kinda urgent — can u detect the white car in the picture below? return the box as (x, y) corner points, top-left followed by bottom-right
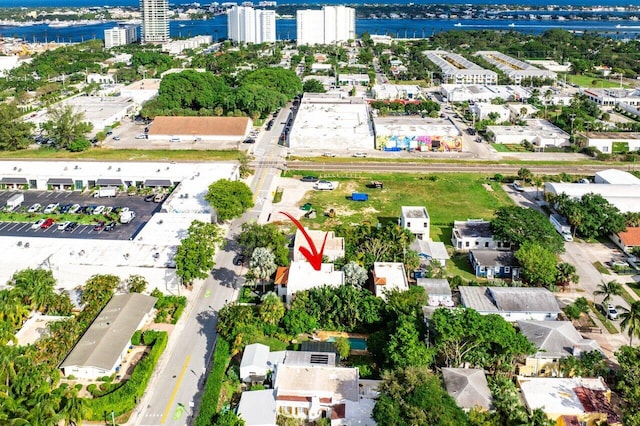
(512, 181), (525, 192)
(31, 219), (45, 229)
(323, 152), (336, 157)
(27, 203), (42, 213)
(93, 205), (106, 215)
(43, 203), (59, 214)
(58, 221), (71, 231)
(352, 152), (367, 158)
(607, 304), (618, 320)
(69, 204), (81, 214)
(135, 134), (147, 139)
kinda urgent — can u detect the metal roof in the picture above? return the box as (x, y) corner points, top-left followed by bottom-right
(1, 177), (27, 184)
(517, 320), (601, 359)
(96, 178), (124, 186)
(60, 293), (157, 371)
(144, 179), (172, 187)
(47, 178), (73, 185)
(470, 250), (518, 267)
(459, 286), (561, 314)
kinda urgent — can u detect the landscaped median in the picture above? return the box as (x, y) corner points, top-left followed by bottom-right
(0, 210), (115, 225)
(84, 330), (168, 423)
(195, 338), (231, 426)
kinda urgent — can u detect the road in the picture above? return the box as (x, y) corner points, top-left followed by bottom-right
(131, 107), (289, 426)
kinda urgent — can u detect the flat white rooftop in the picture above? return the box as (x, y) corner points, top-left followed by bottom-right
(374, 117), (460, 137)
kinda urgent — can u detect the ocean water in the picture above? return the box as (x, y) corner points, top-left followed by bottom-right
(0, 0), (639, 7)
(3, 15), (640, 43)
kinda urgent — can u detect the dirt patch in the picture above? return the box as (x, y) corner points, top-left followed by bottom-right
(343, 182), (359, 193)
(483, 184), (494, 192)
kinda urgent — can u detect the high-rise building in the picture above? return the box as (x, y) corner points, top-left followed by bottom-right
(104, 24), (138, 49)
(227, 6), (276, 44)
(296, 6), (355, 45)
(140, 0), (169, 43)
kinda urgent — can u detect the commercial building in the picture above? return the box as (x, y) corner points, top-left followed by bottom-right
(296, 6), (355, 46)
(147, 116), (252, 144)
(469, 103), (511, 122)
(475, 51), (557, 83)
(424, 51), (497, 85)
(288, 93), (374, 151)
(486, 120), (570, 148)
(582, 88), (640, 107)
(371, 84), (423, 101)
(227, 6), (276, 44)
(104, 24), (138, 49)
(161, 35), (212, 54)
(373, 117), (462, 152)
(586, 132), (640, 154)
(140, 0), (169, 43)
(119, 78), (161, 112)
(441, 84), (531, 103)
(60, 293), (157, 379)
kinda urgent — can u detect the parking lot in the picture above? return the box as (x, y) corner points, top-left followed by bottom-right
(0, 190), (164, 240)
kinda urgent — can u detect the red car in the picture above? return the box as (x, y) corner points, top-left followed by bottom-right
(41, 218), (55, 229)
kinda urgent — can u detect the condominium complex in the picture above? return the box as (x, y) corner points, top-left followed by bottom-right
(227, 6), (276, 44)
(104, 24), (138, 49)
(140, 0), (169, 43)
(475, 51), (557, 84)
(297, 6), (355, 45)
(424, 50), (498, 85)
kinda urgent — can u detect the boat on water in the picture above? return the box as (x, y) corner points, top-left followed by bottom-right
(48, 21), (72, 28)
(454, 22), (462, 27)
(508, 23), (515, 27)
(179, 23), (186, 27)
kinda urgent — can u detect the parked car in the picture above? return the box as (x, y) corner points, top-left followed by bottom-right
(153, 193), (165, 203)
(31, 219), (45, 229)
(93, 221), (106, 231)
(93, 205), (106, 215)
(301, 176), (319, 183)
(135, 134), (147, 139)
(607, 304), (619, 320)
(144, 194), (156, 202)
(27, 203), (42, 213)
(352, 152), (367, 158)
(512, 181), (525, 192)
(323, 152), (336, 157)
(243, 138), (256, 144)
(58, 221), (71, 231)
(104, 206), (113, 215)
(104, 221), (117, 231)
(233, 253), (246, 266)
(69, 204), (81, 214)
(43, 203), (59, 214)
(65, 222), (78, 232)
(59, 204), (72, 214)
(41, 218), (55, 229)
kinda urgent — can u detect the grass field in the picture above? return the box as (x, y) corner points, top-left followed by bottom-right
(0, 147), (242, 162)
(490, 143), (529, 153)
(563, 74), (630, 89)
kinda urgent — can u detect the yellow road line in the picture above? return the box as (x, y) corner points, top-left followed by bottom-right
(161, 354), (191, 424)
(253, 150), (274, 202)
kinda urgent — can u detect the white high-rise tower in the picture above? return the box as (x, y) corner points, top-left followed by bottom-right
(296, 6), (355, 45)
(140, 0), (169, 43)
(227, 6), (276, 44)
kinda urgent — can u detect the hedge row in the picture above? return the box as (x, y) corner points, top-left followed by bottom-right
(195, 337), (231, 426)
(84, 331), (168, 421)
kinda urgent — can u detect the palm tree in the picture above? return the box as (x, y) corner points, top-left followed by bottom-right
(259, 292), (285, 325)
(532, 175), (544, 199)
(617, 301), (640, 345)
(555, 263), (579, 291)
(593, 280), (623, 305)
(0, 290), (29, 327)
(249, 247), (277, 293)
(10, 268), (57, 313)
(59, 389), (87, 426)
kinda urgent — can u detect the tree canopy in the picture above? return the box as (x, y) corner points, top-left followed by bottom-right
(237, 222), (289, 266)
(206, 179), (254, 222)
(515, 242), (559, 288)
(491, 206), (564, 253)
(0, 104), (34, 151)
(42, 104), (93, 151)
(175, 220), (222, 285)
(554, 193), (626, 239)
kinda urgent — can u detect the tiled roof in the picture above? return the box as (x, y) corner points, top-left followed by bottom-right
(618, 227), (640, 247)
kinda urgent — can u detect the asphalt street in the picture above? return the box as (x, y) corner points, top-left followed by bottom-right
(132, 106), (289, 426)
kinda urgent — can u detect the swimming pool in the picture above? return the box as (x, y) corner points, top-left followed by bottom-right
(325, 337), (368, 351)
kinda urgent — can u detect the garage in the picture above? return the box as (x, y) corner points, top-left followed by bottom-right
(47, 178), (74, 191)
(1, 177), (28, 190)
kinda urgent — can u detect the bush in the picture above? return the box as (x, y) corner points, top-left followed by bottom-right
(195, 338), (231, 426)
(493, 173), (504, 182)
(564, 297), (589, 320)
(84, 332), (168, 420)
(142, 330), (159, 346)
(131, 330), (142, 345)
(67, 138), (91, 152)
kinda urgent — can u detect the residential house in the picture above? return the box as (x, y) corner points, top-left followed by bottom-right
(611, 227), (640, 253)
(237, 389), (278, 426)
(59, 293), (157, 379)
(239, 343), (286, 383)
(458, 286), (561, 321)
(411, 238), (450, 268)
(451, 219), (511, 252)
(518, 377), (622, 426)
(442, 368), (493, 411)
(517, 321), (602, 377)
(400, 206), (430, 240)
(372, 262), (408, 300)
(416, 278), (453, 307)
(275, 261), (344, 304)
(293, 228), (345, 262)
(469, 249), (519, 279)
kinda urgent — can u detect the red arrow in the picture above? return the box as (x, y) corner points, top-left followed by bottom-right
(280, 211), (328, 271)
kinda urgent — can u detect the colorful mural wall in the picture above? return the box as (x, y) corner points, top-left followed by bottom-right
(376, 134), (463, 152)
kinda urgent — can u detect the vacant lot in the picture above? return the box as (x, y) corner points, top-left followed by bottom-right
(287, 172), (514, 246)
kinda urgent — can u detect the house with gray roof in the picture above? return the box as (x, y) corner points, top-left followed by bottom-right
(451, 219), (511, 252)
(517, 320), (602, 377)
(59, 293), (157, 379)
(459, 286), (561, 322)
(442, 368), (493, 411)
(417, 278), (453, 307)
(469, 249), (520, 280)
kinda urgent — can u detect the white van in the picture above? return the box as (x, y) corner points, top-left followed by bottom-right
(170, 137), (180, 143)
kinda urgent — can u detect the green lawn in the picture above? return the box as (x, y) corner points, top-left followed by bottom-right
(291, 172), (514, 245)
(490, 143), (529, 153)
(564, 73), (630, 89)
(0, 147), (241, 161)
